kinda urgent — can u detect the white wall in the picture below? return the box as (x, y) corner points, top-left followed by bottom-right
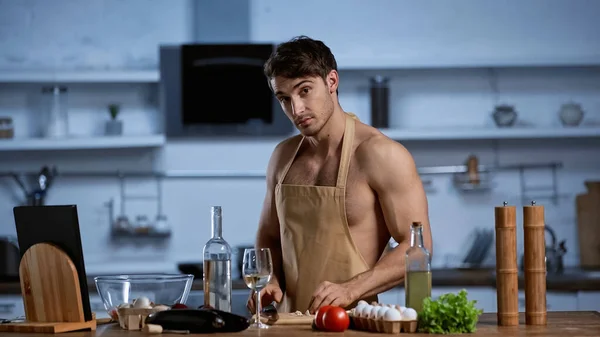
(0, 0), (599, 276)
(251, 0), (600, 67)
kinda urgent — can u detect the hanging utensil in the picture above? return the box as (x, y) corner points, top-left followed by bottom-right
(10, 166), (56, 206)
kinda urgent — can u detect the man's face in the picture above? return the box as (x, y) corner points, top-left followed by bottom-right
(270, 71), (337, 137)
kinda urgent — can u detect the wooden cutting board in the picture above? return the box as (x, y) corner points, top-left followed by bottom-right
(258, 313), (315, 325)
(13, 205), (93, 321)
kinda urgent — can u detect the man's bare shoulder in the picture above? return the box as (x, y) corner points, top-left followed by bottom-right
(355, 130), (412, 166)
(354, 128), (419, 187)
(266, 135), (302, 181)
(271, 135), (302, 165)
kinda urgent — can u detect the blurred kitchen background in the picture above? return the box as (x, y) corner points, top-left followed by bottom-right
(0, 0), (599, 316)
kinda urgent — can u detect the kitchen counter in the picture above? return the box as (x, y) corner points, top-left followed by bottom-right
(1, 311), (599, 336)
(1, 268), (599, 295)
(432, 267), (600, 292)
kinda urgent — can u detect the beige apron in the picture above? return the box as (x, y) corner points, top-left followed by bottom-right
(274, 113), (378, 313)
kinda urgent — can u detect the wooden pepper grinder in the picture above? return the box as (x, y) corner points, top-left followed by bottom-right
(523, 200), (547, 325)
(494, 202), (519, 326)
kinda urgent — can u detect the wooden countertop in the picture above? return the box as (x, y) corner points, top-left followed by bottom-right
(1, 311), (599, 336)
(1, 268), (599, 295)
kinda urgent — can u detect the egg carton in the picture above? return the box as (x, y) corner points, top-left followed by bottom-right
(349, 301), (419, 334)
(117, 306), (170, 330)
(350, 314), (418, 334)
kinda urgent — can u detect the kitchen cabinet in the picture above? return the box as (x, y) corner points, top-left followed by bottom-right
(377, 289), (401, 305)
(430, 287), (497, 314)
(0, 295), (23, 319)
(517, 291), (578, 312)
(380, 287), (499, 313)
(186, 289), (251, 317)
(576, 291), (600, 311)
(0, 294), (121, 320)
(89, 295), (110, 319)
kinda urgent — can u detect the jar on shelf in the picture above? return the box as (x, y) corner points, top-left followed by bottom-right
(369, 75), (390, 128)
(41, 86), (69, 138)
(0, 117), (14, 139)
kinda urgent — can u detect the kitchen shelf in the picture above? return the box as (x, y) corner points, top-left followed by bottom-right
(0, 162), (562, 179)
(0, 70), (159, 83)
(0, 135), (166, 151)
(379, 127), (600, 141)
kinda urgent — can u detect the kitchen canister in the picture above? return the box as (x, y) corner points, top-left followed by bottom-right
(369, 75), (389, 128)
(41, 85), (69, 138)
(0, 117), (14, 139)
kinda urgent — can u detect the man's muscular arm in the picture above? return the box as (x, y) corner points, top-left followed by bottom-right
(248, 140), (294, 313)
(255, 141), (288, 289)
(347, 136), (433, 298)
(308, 135), (432, 311)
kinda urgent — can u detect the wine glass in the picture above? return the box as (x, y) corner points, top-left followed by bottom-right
(242, 248), (273, 329)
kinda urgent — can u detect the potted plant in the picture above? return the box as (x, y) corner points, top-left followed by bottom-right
(105, 103), (123, 136)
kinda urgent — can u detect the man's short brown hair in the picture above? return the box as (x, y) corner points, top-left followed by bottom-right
(264, 35), (338, 83)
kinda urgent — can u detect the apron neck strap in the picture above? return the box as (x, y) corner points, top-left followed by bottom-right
(278, 136), (304, 185)
(277, 113), (356, 187)
(336, 114), (355, 189)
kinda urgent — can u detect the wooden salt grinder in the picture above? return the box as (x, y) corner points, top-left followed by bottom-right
(494, 202), (519, 326)
(523, 201), (547, 325)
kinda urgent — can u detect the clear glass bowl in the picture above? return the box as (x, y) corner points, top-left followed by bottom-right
(94, 274), (194, 319)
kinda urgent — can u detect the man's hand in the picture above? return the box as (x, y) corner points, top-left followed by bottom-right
(307, 281), (356, 314)
(246, 283), (284, 314)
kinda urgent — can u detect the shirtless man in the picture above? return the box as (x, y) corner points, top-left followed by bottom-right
(247, 36), (433, 315)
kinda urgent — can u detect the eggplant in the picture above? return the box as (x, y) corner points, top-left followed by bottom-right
(145, 308), (250, 333)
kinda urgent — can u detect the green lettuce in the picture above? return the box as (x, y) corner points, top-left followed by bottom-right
(417, 289), (483, 334)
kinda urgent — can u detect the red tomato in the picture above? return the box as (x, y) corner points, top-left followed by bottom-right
(315, 305), (333, 330)
(322, 306), (350, 332)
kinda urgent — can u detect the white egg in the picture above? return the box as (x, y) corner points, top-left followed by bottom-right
(383, 308), (402, 321)
(352, 305), (362, 317)
(357, 300), (368, 307)
(360, 305), (372, 317)
(376, 307), (389, 320)
(355, 303), (366, 313)
(402, 308), (418, 321)
(399, 306), (408, 314)
(133, 296), (151, 308)
(369, 306), (381, 319)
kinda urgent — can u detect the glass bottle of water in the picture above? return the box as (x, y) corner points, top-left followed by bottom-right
(202, 206), (232, 312)
(41, 86), (69, 138)
(405, 222), (431, 313)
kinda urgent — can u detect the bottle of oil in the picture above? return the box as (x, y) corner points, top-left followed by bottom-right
(405, 222), (431, 313)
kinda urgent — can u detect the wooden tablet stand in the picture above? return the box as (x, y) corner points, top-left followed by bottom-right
(0, 243), (97, 333)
